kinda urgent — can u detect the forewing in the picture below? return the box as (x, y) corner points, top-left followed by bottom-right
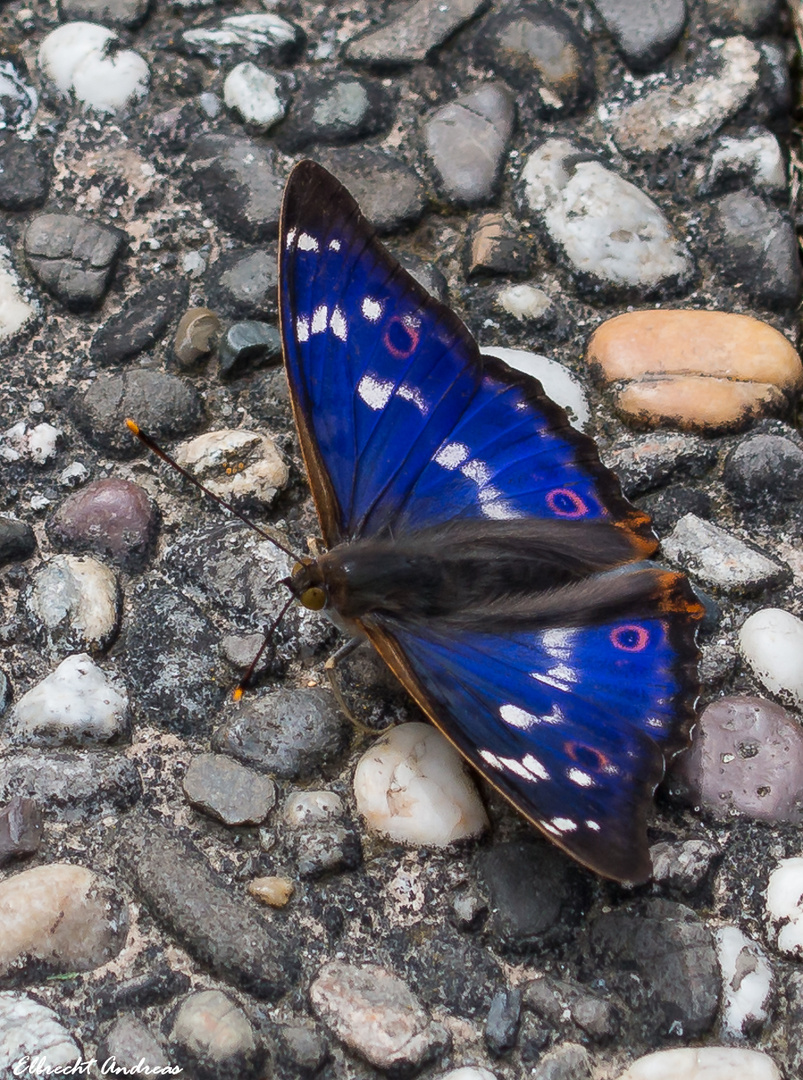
(362, 567), (702, 884)
(279, 161), (653, 552)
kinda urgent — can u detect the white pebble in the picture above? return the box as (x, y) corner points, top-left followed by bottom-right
(26, 422), (61, 465)
(482, 345), (591, 430)
(495, 283), (551, 322)
(38, 21), (149, 113)
(0, 993), (81, 1073)
(27, 555), (120, 655)
(739, 608), (803, 709)
(766, 857), (803, 957)
(715, 926), (773, 1038)
(616, 1047), (781, 1080)
(174, 429), (289, 505)
(58, 461), (89, 488)
(283, 790), (344, 827)
(6, 654), (129, 747)
(437, 1070), (498, 1080)
(0, 245), (37, 341)
(353, 722), (488, 847)
(224, 62), (285, 130)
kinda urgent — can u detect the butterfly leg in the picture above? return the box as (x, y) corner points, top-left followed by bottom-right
(324, 638), (379, 736)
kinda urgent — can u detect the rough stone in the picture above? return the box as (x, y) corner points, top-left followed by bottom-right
(182, 753), (276, 826)
(0, 751), (142, 819)
(89, 278), (189, 365)
(344, 0), (487, 66)
(24, 213), (126, 310)
(662, 514), (789, 594)
(591, 0), (686, 70)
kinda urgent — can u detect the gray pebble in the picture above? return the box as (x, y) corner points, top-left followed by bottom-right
(206, 246), (278, 321)
(170, 989), (262, 1080)
(97, 1016), (170, 1073)
(723, 432), (803, 511)
(183, 753), (276, 826)
(0, 517), (35, 568)
(485, 986), (521, 1056)
(276, 75), (394, 151)
(177, 12), (304, 66)
(662, 513), (790, 593)
(531, 1042), (591, 1080)
(344, 0), (487, 66)
(591, 0), (686, 70)
(218, 320), (282, 379)
(58, 0), (151, 28)
(283, 790), (361, 879)
(649, 838), (720, 892)
(700, 129), (786, 196)
(0, 797), (43, 867)
(602, 432), (716, 498)
(273, 1021), (330, 1079)
(0, 136), (50, 211)
(24, 214), (126, 311)
(314, 146), (427, 233)
(89, 277), (190, 365)
(522, 974), (619, 1041)
(0, 750), (142, 819)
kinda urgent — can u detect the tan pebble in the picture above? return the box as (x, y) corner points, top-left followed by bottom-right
(616, 377), (788, 431)
(174, 307), (221, 366)
(248, 875), (294, 907)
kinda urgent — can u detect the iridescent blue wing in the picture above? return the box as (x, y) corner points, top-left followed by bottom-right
(279, 161), (654, 552)
(363, 566), (702, 884)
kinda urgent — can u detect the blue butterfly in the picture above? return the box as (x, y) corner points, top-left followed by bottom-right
(279, 160), (702, 884)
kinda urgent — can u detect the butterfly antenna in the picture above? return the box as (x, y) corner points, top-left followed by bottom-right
(232, 593), (296, 701)
(125, 419), (301, 561)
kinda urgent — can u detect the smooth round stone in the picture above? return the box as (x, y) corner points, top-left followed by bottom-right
(0, 248), (37, 340)
(482, 346), (591, 429)
(661, 515), (787, 594)
(173, 306), (221, 366)
(0, 863), (128, 979)
(27, 554), (120, 656)
(344, 0), (486, 65)
(495, 284), (553, 323)
(615, 1047), (781, 1080)
(522, 139), (690, 291)
(711, 191), (801, 309)
(5, 653), (129, 748)
(218, 321), (282, 378)
(248, 875), (294, 908)
(767, 858), (803, 956)
(314, 147), (426, 233)
(0, 516), (35, 567)
(276, 75), (392, 151)
(283, 790), (344, 827)
(179, 13), (304, 65)
(309, 961), (449, 1073)
(702, 130), (786, 196)
(739, 609), (803, 709)
(48, 478), (158, 571)
(173, 429), (288, 505)
(38, 22), (149, 113)
(207, 247), (278, 320)
(586, 310), (803, 433)
(438, 1070), (498, 1080)
(723, 434), (803, 510)
(58, 0), (150, 28)
(590, 0), (686, 71)
(224, 62), (285, 131)
(530, 1044), (590, 1079)
(715, 926), (773, 1038)
(425, 82), (514, 206)
(609, 37), (761, 156)
(0, 994), (81, 1073)
(353, 722), (488, 847)
(97, 1016), (171, 1075)
(25, 213), (125, 311)
(183, 753), (276, 826)
(171, 990), (260, 1076)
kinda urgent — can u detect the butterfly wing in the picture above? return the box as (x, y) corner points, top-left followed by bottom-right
(279, 161), (654, 552)
(361, 565), (702, 884)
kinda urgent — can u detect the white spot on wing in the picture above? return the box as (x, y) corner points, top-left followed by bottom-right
(298, 231), (319, 252)
(328, 238), (341, 251)
(311, 304), (328, 335)
(531, 671), (572, 693)
(568, 767), (593, 788)
(357, 373), (394, 411)
(522, 753), (549, 780)
(479, 749), (504, 771)
(362, 297), (383, 322)
(547, 663), (578, 686)
(330, 305), (347, 342)
(434, 442), (469, 470)
(500, 704), (538, 730)
(285, 227), (297, 249)
(586, 820), (601, 831)
(296, 314), (310, 343)
(398, 383), (428, 415)
(549, 817), (578, 833)
(461, 459), (493, 485)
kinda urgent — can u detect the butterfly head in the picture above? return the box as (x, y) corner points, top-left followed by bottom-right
(287, 558), (328, 611)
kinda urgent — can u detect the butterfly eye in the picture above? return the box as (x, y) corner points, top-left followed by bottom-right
(300, 586), (327, 611)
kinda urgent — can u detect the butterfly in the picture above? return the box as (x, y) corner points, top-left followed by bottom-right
(278, 160), (702, 885)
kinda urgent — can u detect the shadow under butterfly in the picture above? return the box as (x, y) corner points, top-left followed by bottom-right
(278, 160), (703, 886)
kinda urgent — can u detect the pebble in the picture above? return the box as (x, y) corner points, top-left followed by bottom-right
(590, 0), (686, 70)
(4, 653), (129, 748)
(224, 62), (286, 132)
(283, 790), (344, 828)
(495, 284), (554, 324)
(476, 4), (592, 113)
(670, 695), (803, 822)
(715, 925), (773, 1038)
(48, 478), (158, 572)
(170, 990), (261, 1079)
(602, 433), (716, 498)
(649, 838), (720, 892)
(58, 0), (151, 29)
(218, 321), (282, 378)
(701, 129), (786, 196)
(663, 514), (787, 593)
(309, 961), (450, 1072)
(344, 0), (486, 65)
(437, 1070), (497, 1080)
(0, 993), (81, 1074)
(425, 82), (514, 206)
(0, 136), (50, 211)
(0, 863), (128, 980)
(484, 986), (521, 1056)
(313, 147), (427, 233)
(353, 722), (488, 847)
(24, 212), (125, 310)
(588, 309), (803, 431)
(482, 346), (591, 429)
(738, 608), (803, 709)
(468, 213), (529, 277)
(183, 753), (276, 826)
(587, 899), (720, 1038)
(207, 247), (278, 321)
(26, 554), (120, 656)
(273, 1022), (330, 1077)
(178, 13), (304, 66)
(0, 60), (38, 131)
(0, 750), (142, 819)
(173, 306), (221, 366)
(276, 74), (393, 151)
(711, 191), (801, 309)
(89, 277), (189, 365)
(723, 434), (803, 513)
(615, 1047), (781, 1080)
(0, 517), (36, 567)
(0, 246), (38, 340)
(116, 813), (301, 999)
(0, 797), (43, 867)
(248, 875), (294, 908)
(706, 0), (781, 35)
(521, 139), (690, 292)
(404, 931), (502, 1020)
(522, 974), (619, 1041)
(282, 790), (361, 879)
(73, 370), (205, 457)
(1, 420), (61, 466)
(184, 135), (284, 242)
(609, 36), (762, 155)
(173, 429), (288, 505)
(38, 22), (149, 113)
(531, 1043), (591, 1080)
(124, 586), (228, 734)
(0, 671), (9, 716)
(96, 1016), (170, 1074)
(216, 687), (347, 780)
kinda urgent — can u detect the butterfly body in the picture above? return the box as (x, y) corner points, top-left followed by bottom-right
(279, 160), (703, 884)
